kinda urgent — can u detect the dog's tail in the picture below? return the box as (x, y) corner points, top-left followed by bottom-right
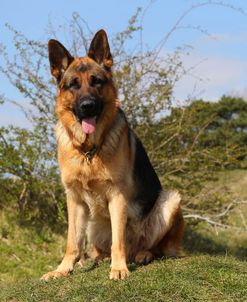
(160, 190), (181, 230)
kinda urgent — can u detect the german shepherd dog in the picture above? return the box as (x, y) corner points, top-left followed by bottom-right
(41, 30), (184, 281)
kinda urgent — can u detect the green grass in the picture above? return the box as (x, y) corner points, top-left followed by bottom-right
(1, 170), (247, 301)
(0, 256), (246, 302)
(0, 211), (65, 283)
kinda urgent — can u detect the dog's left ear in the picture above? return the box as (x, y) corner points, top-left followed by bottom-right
(88, 29), (113, 69)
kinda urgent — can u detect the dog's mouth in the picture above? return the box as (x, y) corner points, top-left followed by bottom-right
(81, 117), (97, 134)
(73, 97), (103, 134)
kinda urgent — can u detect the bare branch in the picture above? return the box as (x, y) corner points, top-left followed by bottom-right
(184, 214), (245, 231)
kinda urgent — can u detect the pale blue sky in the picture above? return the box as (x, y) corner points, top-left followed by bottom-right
(1, 0), (247, 126)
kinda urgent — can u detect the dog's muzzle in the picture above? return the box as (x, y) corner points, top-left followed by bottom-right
(73, 97), (103, 122)
(80, 99), (96, 116)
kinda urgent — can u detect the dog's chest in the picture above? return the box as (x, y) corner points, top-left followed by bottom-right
(64, 158), (114, 218)
(81, 184), (110, 218)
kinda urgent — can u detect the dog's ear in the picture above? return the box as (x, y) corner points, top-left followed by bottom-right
(88, 29), (113, 69)
(48, 39), (74, 83)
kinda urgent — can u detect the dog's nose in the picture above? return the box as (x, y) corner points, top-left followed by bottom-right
(80, 99), (96, 114)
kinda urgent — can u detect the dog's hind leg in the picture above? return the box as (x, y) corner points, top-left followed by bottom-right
(90, 245), (110, 262)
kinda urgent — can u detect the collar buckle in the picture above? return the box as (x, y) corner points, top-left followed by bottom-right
(84, 145), (97, 164)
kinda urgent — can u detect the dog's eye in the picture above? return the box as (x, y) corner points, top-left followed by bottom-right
(91, 75), (104, 87)
(69, 78), (80, 90)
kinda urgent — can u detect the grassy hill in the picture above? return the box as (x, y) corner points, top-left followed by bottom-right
(1, 256), (246, 302)
(1, 170), (247, 302)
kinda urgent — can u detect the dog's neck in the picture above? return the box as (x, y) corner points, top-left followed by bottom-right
(80, 144), (98, 164)
(56, 106), (127, 164)
(80, 108), (127, 163)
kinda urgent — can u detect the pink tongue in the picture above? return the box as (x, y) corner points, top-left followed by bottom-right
(81, 117), (96, 134)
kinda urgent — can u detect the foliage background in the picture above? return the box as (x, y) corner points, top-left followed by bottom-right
(1, 10), (247, 230)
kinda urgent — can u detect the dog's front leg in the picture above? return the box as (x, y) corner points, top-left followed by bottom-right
(41, 189), (88, 281)
(108, 192), (130, 280)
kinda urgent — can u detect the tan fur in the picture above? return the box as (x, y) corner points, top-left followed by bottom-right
(41, 31), (184, 281)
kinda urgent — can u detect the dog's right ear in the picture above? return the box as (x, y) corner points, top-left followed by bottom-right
(48, 40), (74, 83)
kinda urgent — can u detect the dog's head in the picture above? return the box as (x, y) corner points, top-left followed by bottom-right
(48, 30), (118, 147)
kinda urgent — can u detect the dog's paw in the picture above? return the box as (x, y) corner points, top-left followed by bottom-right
(109, 268), (130, 280)
(40, 270), (70, 281)
(135, 250), (154, 265)
(94, 254), (111, 263)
